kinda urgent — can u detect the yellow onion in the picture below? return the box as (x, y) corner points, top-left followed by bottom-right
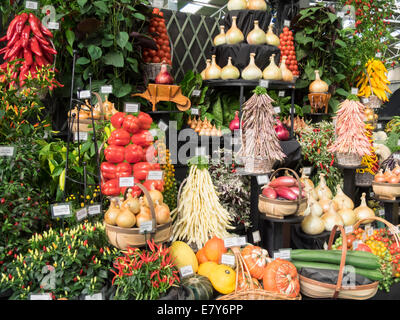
(265, 24), (280, 47)
(338, 208), (357, 226)
(242, 53), (262, 80)
(143, 190), (164, 207)
(155, 202), (171, 225)
(301, 212), (325, 235)
(123, 192), (141, 214)
(310, 198), (323, 217)
(104, 200), (120, 225)
(201, 59), (211, 80)
(136, 211), (152, 228)
(227, 0), (247, 11)
(205, 55), (221, 80)
(354, 192), (375, 224)
(247, 0), (266, 11)
(247, 20), (266, 45)
(315, 173), (332, 200)
(221, 57), (240, 80)
(226, 16), (244, 45)
(309, 70), (329, 93)
(116, 207), (136, 228)
(280, 56), (293, 82)
(214, 26), (226, 46)
(262, 54), (282, 80)
(319, 199), (337, 213)
(332, 185), (354, 210)
(321, 204), (344, 231)
(300, 170), (314, 189)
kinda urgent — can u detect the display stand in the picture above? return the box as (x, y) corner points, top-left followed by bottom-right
(334, 163), (365, 201)
(292, 225), (336, 250)
(373, 196), (399, 226)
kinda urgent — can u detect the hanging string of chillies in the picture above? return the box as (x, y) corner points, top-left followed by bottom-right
(0, 12), (62, 89)
(357, 124), (379, 176)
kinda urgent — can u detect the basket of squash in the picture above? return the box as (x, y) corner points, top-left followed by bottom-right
(258, 168), (307, 219)
(104, 184), (172, 249)
(372, 165), (400, 200)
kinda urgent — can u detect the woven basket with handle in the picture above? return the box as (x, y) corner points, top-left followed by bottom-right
(217, 246), (301, 300)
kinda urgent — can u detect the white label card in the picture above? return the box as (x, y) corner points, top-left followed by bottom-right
(377, 123), (382, 129)
(153, 0), (164, 8)
(256, 175), (270, 185)
(88, 204), (101, 216)
(147, 170), (163, 180)
(221, 254), (236, 267)
(224, 237), (247, 248)
(397, 139), (400, 146)
(273, 251), (281, 260)
(378, 209), (385, 217)
(139, 220), (154, 233)
(26, 1), (38, 9)
(125, 103), (140, 113)
(278, 91), (285, 97)
(158, 120), (168, 131)
(101, 85), (113, 94)
(273, 107), (281, 114)
(279, 249), (291, 260)
(366, 227), (374, 237)
(337, 12), (345, 18)
(303, 167), (312, 175)
(74, 132), (88, 141)
(180, 265), (194, 278)
(357, 61), (361, 65)
(376, 52), (382, 58)
(351, 88), (359, 95)
(51, 203), (72, 218)
(252, 230), (261, 243)
(149, 129), (158, 137)
(192, 89), (201, 97)
(76, 208), (88, 221)
(191, 108), (199, 115)
(0, 146), (15, 157)
(195, 147), (207, 156)
(47, 22), (60, 30)
(362, 98), (369, 104)
(119, 177), (134, 187)
(352, 240), (361, 250)
(394, 154), (400, 160)
(79, 90), (91, 99)
(370, 192), (374, 198)
(345, 226), (354, 234)
(259, 80), (269, 88)
(284, 20), (291, 27)
(30, 293), (52, 300)
(85, 293), (103, 300)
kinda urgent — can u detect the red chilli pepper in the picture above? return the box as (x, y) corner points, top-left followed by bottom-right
(39, 42), (57, 55)
(29, 13), (45, 40)
(21, 25), (31, 49)
(24, 48), (33, 66)
(6, 39), (22, 60)
(40, 23), (53, 39)
(320, 163), (323, 170)
(15, 13), (28, 34)
(30, 37), (42, 57)
(0, 35), (7, 42)
(6, 15), (21, 41)
(6, 32), (20, 49)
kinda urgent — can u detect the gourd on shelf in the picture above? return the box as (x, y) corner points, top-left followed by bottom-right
(309, 70), (329, 93)
(226, 16), (244, 45)
(280, 56), (293, 82)
(242, 52), (262, 80)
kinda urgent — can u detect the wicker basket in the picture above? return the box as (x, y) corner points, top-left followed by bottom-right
(243, 157), (274, 174)
(143, 63), (172, 82)
(104, 183), (172, 249)
(298, 224), (379, 300)
(336, 153), (362, 167)
(355, 171), (374, 187)
(372, 181), (400, 200)
(258, 168), (307, 219)
(217, 247), (301, 300)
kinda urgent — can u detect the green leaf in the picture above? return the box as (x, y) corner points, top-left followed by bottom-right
(127, 57), (138, 73)
(117, 32), (129, 49)
(88, 45), (102, 60)
(77, 0), (88, 6)
(101, 39), (113, 47)
(114, 84), (132, 98)
(93, 1), (109, 12)
(83, 66), (92, 80)
(295, 33), (314, 45)
(103, 52), (124, 68)
(76, 57), (90, 65)
(335, 39), (347, 48)
(66, 30), (75, 48)
(133, 12), (146, 21)
(335, 88), (349, 97)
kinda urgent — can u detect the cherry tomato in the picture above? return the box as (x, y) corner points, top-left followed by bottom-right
(153, 56), (161, 63)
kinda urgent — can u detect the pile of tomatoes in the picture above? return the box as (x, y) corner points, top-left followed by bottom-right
(278, 27), (299, 77)
(142, 8), (172, 65)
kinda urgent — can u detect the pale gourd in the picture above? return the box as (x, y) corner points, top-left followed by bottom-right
(169, 241), (199, 273)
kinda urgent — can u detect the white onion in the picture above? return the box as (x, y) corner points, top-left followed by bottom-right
(227, 0), (247, 11)
(247, 20), (266, 45)
(265, 24), (280, 47)
(262, 54), (282, 80)
(338, 208), (357, 226)
(226, 16), (244, 45)
(354, 192), (375, 224)
(315, 173), (332, 200)
(214, 26), (226, 46)
(221, 57), (240, 80)
(301, 213), (325, 235)
(309, 70), (329, 93)
(242, 52), (262, 80)
(332, 185), (354, 210)
(321, 205), (344, 231)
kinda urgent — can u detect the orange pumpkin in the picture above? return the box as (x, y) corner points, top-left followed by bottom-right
(237, 273), (262, 291)
(263, 258), (300, 298)
(196, 248), (209, 264)
(203, 236), (227, 263)
(241, 245), (268, 280)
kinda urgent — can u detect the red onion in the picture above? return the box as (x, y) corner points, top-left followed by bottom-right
(229, 111), (241, 131)
(274, 118), (289, 141)
(155, 61), (174, 84)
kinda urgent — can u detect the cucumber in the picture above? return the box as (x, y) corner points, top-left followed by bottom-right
(292, 260), (383, 281)
(291, 249), (380, 270)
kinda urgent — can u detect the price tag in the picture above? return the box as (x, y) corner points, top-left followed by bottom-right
(29, 293), (52, 300)
(147, 170), (163, 180)
(158, 120), (168, 131)
(149, 129), (158, 137)
(397, 139), (400, 146)
(377, 123), (382, 129)
(192, 89), (201, 97)
(125, 103), (140, 113)
(191, 108), (199, 115)
(236, 236), (247, 247)
(79, 90), (91, 99)
(224, 237), (237, 248)
(74, 132), (88, 141)
(337, 12), (345, 18)
(252, 230), (261, 243)
(153, 0), (164, 8)
(279, 249), (292, 260)
(273, 107), (281, 114)
(366, 226), (374, 237)
(376, 52), (382, 58)
(47, 22), (60, 30)
(101, 85), (113, 94)
(351, 87), (359, 95)
(259, 79), (269, 88)
(25, 1), (38, 9)
(119, 177), (134, 187)
(51, 203), (72, 218)
(362, 98), (370, 104)
(273, 251), (281, 260)
(0, 146), (15, 157)
(357, 61), (361, 65)
(394, 154), (400, 160)
(179, 265), (194, 278)
(76, 207), (88, 221)
(85, 293), (103, 300)
(195, 146), (207, 156)
(221, 254), (236, 267)
(370, 192), (375, 198)
(256, 175), (270, 185)
(352, 240), (361, 250)
(140, 220), (154, 234)
(88, 204), (101, 216)
(378, 209), (385, 217)
(303, 167), (312, 175)
(284, 20), (291, 27)
(43, 131), (48, 140)
(345, 225), (354, 234)
(278, 91), (285, 97)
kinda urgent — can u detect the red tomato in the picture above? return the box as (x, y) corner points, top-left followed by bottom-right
(157, 26), (164, 33)
(153, 56), (161, 63)
(143, 51), (149, 57)
(356, 243), (372, 253)
(280, 41), (286, 46)
(346, 234), (356, 248)
(166, 52), (171, 59)
(158, 50), (165, 58)
(283, 27), (289, 33)
(164, 40), (170, 46)
(144, 57), (151, 63)
(149, 49), (156, 57)
(149, 26), (156, 33)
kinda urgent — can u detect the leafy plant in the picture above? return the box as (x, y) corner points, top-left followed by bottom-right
(267, 90), (302, 117)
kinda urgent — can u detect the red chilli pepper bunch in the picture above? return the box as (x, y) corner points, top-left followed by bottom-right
(101, 111), (165, 197)
(0, 12), (61, 89)
(110, 239), (180, 300)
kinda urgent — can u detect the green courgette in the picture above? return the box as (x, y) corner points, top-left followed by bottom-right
(290, 249), (380, 270)
(292, 260), (383, 281)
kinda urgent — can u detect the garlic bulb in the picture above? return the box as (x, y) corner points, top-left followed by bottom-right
(247, 20), (266, 45)
(354, 192), (375, 224)
(214, 26), (226, 46)
(226, 16), (244, 45)
(201, 59), (211, 80)
(242, 53), (262, 80)
(280, 56), (294, 82)
(227, 0), (247, 11)
(205, 55), (221, 80)
(265, 24), (280, 47)
(247, 0), (267, 11)
(309, 70), (329, 93)
(221, 57), (240, 80)
(262, 54), (282, 80)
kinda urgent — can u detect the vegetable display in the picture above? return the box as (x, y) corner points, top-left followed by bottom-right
(0, 12), (61, 89)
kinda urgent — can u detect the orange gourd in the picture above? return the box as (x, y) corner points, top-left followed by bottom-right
(263, 258), (300, 298)
(237, 273), (262, 291)
(203, 236), (227, 263)
(196, 248), (209, 264)
(241, 245), (268, 280)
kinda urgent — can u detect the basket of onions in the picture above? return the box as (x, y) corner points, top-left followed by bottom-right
(258, 168), (307, 219)
(104, 184), (172, 249)
(372, 166), (400, 200)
